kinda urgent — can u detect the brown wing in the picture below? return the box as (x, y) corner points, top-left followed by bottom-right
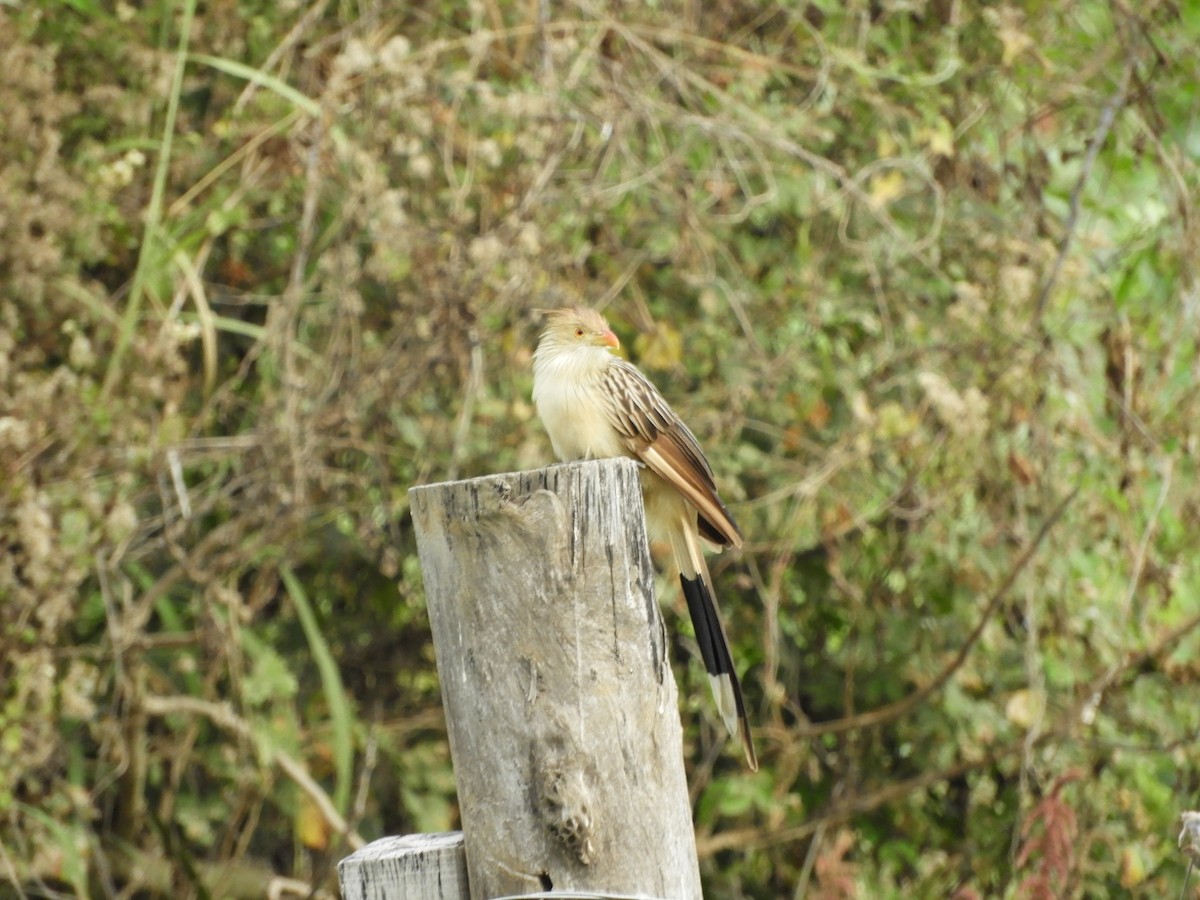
(601, 359), (744, 549)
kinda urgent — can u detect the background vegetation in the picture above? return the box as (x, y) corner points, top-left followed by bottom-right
(3, 0), (1198, 896)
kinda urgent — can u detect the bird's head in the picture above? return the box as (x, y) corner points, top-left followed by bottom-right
(538, 307), (620, 352)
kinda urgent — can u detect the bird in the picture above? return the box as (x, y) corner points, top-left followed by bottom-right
(532, 306), (757, 770)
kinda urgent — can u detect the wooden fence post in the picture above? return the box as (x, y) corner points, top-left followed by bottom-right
(343, 459), (702, 899)
(338, 833), (469, 900)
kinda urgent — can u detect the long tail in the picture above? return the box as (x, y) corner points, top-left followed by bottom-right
(669, 515), (758, 771)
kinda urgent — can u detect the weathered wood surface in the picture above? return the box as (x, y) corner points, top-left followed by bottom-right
(338, 832), (469, 900)
(408, 459), (702, 899)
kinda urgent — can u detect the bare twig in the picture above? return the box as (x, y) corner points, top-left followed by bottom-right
(1033, 58), (1134, 320)
(707, 636), (1199, 863)
(792, 781), (846, 900)
(794, 486), (1077, 738)
(698, 739), (1027, 856)
(1080, 459), (1172, 726)
(349, 724), (380, 835)
(234, 0), (333, 115)
(0, 836), (29, 900)
(448, 323), (484, 481)
(1076, 606), (1200, 724)
(273, 115), (326, 510)
(141, 695), (366, 850)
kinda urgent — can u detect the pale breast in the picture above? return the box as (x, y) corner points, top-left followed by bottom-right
(534, 374), (630, 462)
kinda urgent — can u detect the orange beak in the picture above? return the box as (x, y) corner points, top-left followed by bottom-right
(600, 329), (620, 349)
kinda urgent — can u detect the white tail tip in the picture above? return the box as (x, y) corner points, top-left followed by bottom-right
(708, 673), (739, 738)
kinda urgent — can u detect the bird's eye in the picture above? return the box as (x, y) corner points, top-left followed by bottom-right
(574, 327), (585, 337)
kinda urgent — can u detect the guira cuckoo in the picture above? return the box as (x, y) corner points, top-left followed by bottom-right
(532, 306), (756, 769)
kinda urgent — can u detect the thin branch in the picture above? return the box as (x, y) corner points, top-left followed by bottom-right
(795, 486), (1078, 738)
(234, 0), (333, 115)
(448, 323), (484, 482)
(1080, 459), (1173, 725)
(141, 695), (365, 850)
(0, 836), (29, 900)
(1076, 605), (1200, 727)
(275, 115), (326, 510)
(706, 629), (1199, 863)
(1033, 58), (1134, 320)
(698, 740), (1027, 856)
